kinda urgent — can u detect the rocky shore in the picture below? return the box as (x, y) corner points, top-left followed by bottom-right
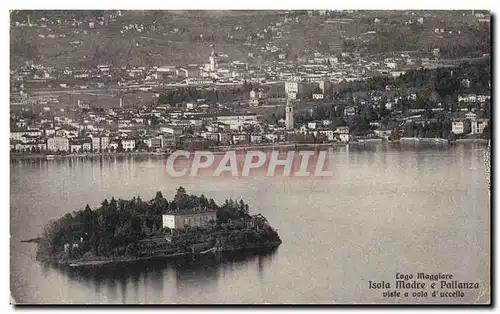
(35, 240), (282, 268)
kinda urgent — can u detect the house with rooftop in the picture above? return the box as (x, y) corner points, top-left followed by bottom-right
(216, 113), (258, 131)
(452, 120), (465, 134)
(162, 207), (217, 230)
(144, 136), (163, 149)
(122, 139), (136, 151)
(471, 119), (488, 135)
(47, 137), (69, 152)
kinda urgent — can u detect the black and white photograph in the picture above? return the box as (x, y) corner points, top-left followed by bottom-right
(8, 8), (491, 305)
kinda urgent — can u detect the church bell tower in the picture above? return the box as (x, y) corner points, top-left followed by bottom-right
(285, 99), (294, 130)
(209, 44), (217, 72)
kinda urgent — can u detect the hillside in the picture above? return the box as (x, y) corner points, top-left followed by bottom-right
(10, 10), (490, 69)
(10, 10), (286, 68)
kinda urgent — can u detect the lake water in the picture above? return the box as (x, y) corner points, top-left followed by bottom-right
(10, 143), (490, 304)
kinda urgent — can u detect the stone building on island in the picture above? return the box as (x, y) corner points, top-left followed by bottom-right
(162, 207), (217, 229)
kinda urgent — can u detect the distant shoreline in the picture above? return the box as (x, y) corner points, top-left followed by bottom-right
(10, 139), (488, 161)
(10, 143), (347, 160)
(399, 137), (488, 144)
(454, 139), (489, 143)
(212, 142), (347, 151)
(10, 151), (169, 160)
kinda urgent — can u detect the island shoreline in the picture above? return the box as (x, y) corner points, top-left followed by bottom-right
(35, 240), (282, 268)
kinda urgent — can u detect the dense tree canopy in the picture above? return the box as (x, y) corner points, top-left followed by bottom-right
(38, 187), (280, 262)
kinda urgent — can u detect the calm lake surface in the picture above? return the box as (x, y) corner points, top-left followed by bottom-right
(10, 143), (490, 304)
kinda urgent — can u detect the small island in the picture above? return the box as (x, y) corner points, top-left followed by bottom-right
(34, 187), (282, 267)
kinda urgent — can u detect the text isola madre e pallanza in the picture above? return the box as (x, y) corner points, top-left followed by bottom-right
(368, 272), (482, 299)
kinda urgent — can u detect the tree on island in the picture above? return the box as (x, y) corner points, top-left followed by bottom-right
(36, 187), (280, 262)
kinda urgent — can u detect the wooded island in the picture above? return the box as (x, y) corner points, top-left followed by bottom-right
(34, 187), (282, 267)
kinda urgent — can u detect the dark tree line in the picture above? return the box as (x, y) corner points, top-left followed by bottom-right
(403, 120), (452, 139)
(325, 58), (490, 111)
(158, 85), (256, 104)
(38, 187), (278, 260)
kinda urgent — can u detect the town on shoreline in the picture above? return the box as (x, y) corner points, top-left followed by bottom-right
(9, 138), (489, 161)
(10, 11), (490, 160)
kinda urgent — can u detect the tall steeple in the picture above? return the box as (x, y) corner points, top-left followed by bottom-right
(285, 99), (294, 130)
(209, 44), (217, 72)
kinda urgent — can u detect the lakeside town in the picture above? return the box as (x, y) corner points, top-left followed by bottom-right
(10, 10), (491, 157)
(9, 10), (493, 306)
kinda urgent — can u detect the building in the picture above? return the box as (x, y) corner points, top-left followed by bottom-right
(162, 135), (177, 149)
(458, 94), (491, 103)
(452, 121), (464, 134)
(179, 65), (201, 78)
(186, 103), (197, 110)
(339, 133), (350, 142)
(201, 132), (219, 142)
(232, 133), (248, 144)
(68, 138), (91, 153)
(250, 134), (263, 144)
(70, 143), (83, 153)
(186, 77), (215, 85)
(10, 129), (43, 141)
(465, 112), (477, 121)
(216, 113), (258, 131)
(14, 142), (46, 152)
(82, 142), (92, 152)
(250, 89), (266, 100)
(477, 95), (491, 102)
(316, 80), (329, 94)
(160, 125), (184, 135)
(344, 106), (356, 116)
(285, 99), (294, 130)
(208, 45), (217, 72)
(47, 137), (69, 152)
(100, 136), (110, 151)
(162, 208), (217, 229)
(285, 81), (302, 96)
(264, 133), (279, 143)
(249, 98), (260, 106)
(458, 94), (476, 103)
(109, 141), (119, 151)
(122, 139), (136, 151)
(317, 129), (335, 141)
(250, 90), (257, 99)
(157, 66), (178, 79)
(386, 62), (397, 69)
(145, 136), (163, 149)
(44, 128), (56, 137)
(374, 129), (393, 140)
(471, 119), (488, 135)
(335, 126), (350, 142)
(91, 137), (100, 152)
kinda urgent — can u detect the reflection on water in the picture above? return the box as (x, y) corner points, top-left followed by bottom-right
(46, 249), (277, 304)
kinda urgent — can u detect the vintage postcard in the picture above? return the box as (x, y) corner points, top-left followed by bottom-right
(9, 9), (491, 304)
